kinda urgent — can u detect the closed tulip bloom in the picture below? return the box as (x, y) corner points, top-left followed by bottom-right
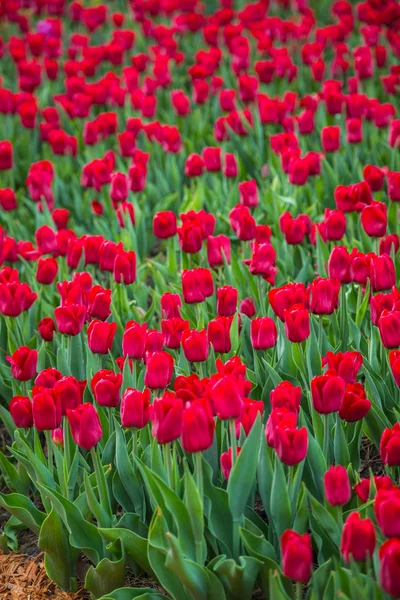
(35, 367), (62, 389)
(370, 292), (395, 326)
(211, 374), (245, 420)
(363, 165), (386, 191)
(220, 446), (242, 480)
(202, 147), (221, 172)
(151, 392), (182, 444)
(311, 373), (345, 414)
(53, 376), (83, 414)
(250, 317), (277, 350)
(7, 346), (38, 381)
(381, 423), (400, 466)
(207, 234), (231, 268)
(87, 320), (116, 354)
(323, 351), (362, 384)
(35, 225), (58, 254)
(271, 381), (302, 413)
(324, 465), (351, 506)
(321, 126), (341, 152)
(266, 408), (298, 448)
(67, 403), (102, 450)
(182, 398), (215, 453)
(33, 392), (61, 431)
(341, 512), (376, 562)
(146, 329), (164, 352)
(281, 530), (312, 583)
(87, 286), (112, 321)
(36, 257), (58, 285)
(361, 202), (387, 238)
(324, 209), (346, 241)
(283, 304), (310, 343)
(380, 234), (399, 257)
(375, 488), (400, 538)
(113, 249), (136, 284)
(217, 286), (238, 316)
(379, 310), (400, 349)
(0, 140), (13, 169)
(239, 179), (258, 208)
(182, 328), (208, 362)
(122, 321), (147, 360)
(328, 246), (352, 283)
(144, 351), (174, 390)
(55, 304), (86, 336)
(389, 351), (400, 387)
(354, 476), (393, 503)
(0, 281), (38, 317)
(229, 205), (256, 241)
(9, 396), (33, 428)
(91, 370), (122, 407)
(224, 153), (238, 178)
(380, 539), (400, 598)
(280, 213), (307, 245)
(160, 293), (182, 319)
(235, 398), (263, 437)
(208, 316), (233, 354)
(275, 425), (308, 465)
(153, 211), (177, 239)
(309, 278), (341, 315)
(339, 383), (371, 422)
(120, 388), (150, 429)
(370, 255), (396, 292)
(177, 220), (204, 254)
(52, 427), (64, 447)
(182, 268), (214, 304)
(240, 297), (256, 317)
(346, 118), (363, 143)
(388, 171), (400, 202)
(268, 283), (309, 322)
(162, 318), (189, 349)
(99, 241), (123, 272)
(185, 153), (204, 177)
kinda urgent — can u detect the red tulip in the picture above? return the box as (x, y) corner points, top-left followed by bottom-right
(67, 403), (102, 450)
(281, 530), (312, 583)
(379, 310), (400, 349)
(217, 286), (238, 316)
(202, 147), (221, 172)
(0, 141), (13, 170)
(36, 257), (58, 285)
(55, 304), (86, 336)
(182, 328), (209, 363)
(9, 396), (33, 428)
(381, 424), (400, 466)
(185, 153), (204, 177)
(113, 249), (136, 284)
(309, 278), (340, 315)
(207, 234), (231, 268)
(235, 398), (263, 437)
(268, 283), (309, 322)
(53, 376), (83, 415)
(91, 370), (122, 407)
(324, 209), (346, 241)
(266, 408), (298, 448)
(311, 373), (345, 415)
(240, 297), (256, 317)
(182, 268), (214, 304)
(87, 320), (116, 354)
(339, 383), (371, 422)
(250, 317), (277, 350)
(380, 539), (400, 598)
(0, 282), (37, 317)
(211, 374), (245, 420)
(370, 255), (396, 292)
(122, 321), (147, 360)
(7, 346), (38, 381)
(271, 381), (302, 413)
(354, 475), (393, 503)
(363, 165), (386, 191)
(323, 351), (362, 384)
(144, 351), (174, 390)
(283, 304), (310, 343)
(375, 488), (400, 538)
(361, 201), (387, 238)
(341, 512), (376, 562)
(33, 391), (61, 431)
(162, 318), (189, 349)
(328, 246), (352, 283)
(182, 398), (215, 453)
(275, 425), (308, 465)
(208, 316), (233, 354)
(153, 211), (177, 239)
(120, 388), (150, 429)
(324, 465), (351, 506)
(160, 293), (182, 319)
(321, 126), (341, 152)
(151, 392), (182, 444)
(87, 286), (112, 321)
(220, 446), (242, 480)
(238, 179), (258, 208)
(388, 171), (400, 202)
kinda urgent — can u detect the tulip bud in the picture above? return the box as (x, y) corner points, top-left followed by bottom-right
(87, 320), (116, 354)
(9, 396), (33, 428)
(283, 304), (310, 343)
(281, 530), (312, 583)
(151, 392), (182, 444)
(311, 373), (345, 414)
(323, 351), (362, 384)
(240, 297), (256, 317)
(389, 350), (400, 387)
(91, 369), (122, 407)
(268, 283), (309, 322)
(182, 268), (214, 304)
(341, 512), (376, 562)
(206, 234), (231, 268)
(380, 539), (400, 598)
(380, 423), (400, 466)
(54, 304), (87, 336)
(265, 408), (297, 448)
(324, 465), (351, 506)
(217, 286), (238, 316)
(153, 211), (177, 239)
(161, 318), (189, 350)
(354, 475), (393, 503)
(113, 249), (136, 284)
(144, 351), (174, 390)
(239, 179), (258, 208)
(160, 293), (182, 319)
(374, 488), (400, 538)
(35, 367), (62, 388)
(220, 446), (242, 480)
(7, 346), (38, 381)
(250, 317), (278, 350)
(235, 398), (263, 437)
(122, 321), (147, 360)
(67, 403), (102, 450)
(182, 328), (209, 363)
(208, 316), (233, 354)
(120, 388), (150, 429)
(52, 427), (64, 447)
(321, 126), (341, 152)
(182, 398), (215, 453)
(36, 257), (58, 285)
(309, 278), (340, 315)
(370, 255), (396, 292)
(271, 381), (301, 413)
(33, 392), (61, 431)
(211, 375), (245, 420)
(274, 425), (308, 466)
(87, 286), (112, 321)
(379, 310), (400, 349)
(339, 383), (371, 422)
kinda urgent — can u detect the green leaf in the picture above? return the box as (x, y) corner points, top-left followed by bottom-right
(98, 590), (166, 600)
(115, 423), (145, 521)
(85, 539), (126, 599)
(0, 493), (46, 535)
(334, 419), (351, 467)
(211, 555), (262, 600)
(0, 450), (29, 495)
(183, 465), (205, 564)
(270, 456), (292, 539)
(98, 525), (153, 577)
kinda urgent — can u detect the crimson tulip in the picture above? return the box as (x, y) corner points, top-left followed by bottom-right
(9, 396), (33, 428)
(120, 388), (150, 429)
(281, 530), (312, 583)
(144, 351), (174, 390)
(7, 346), (38, 381)
(67, 403), (102, 450)
(341, 512), (376, 562)
(324, 465), (351, 506)
(151, 392), (182, 444)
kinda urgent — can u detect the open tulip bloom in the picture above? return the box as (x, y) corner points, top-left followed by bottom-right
(1, 1), (400, 599)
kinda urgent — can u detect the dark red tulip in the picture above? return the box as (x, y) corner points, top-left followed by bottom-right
(283, 304), (310, 343)
(151, 391), (182, 444)
(144, 351), (174, 390)
(7, 346), (38, 381)
(281, 530), (312, 583)
(381, 424), (400, 466)
(67, 403), (102, 450)
(182, 398), (215, 453)
(324, 465), (351, 506)
(120, 388), (150, 429)
(341, 512), (376, 562)
(311, 373), (345, 415)
(182, 328), (209, 363)
(91, 369), (122, 408)
(339, 383), (371, 422)
(9, 396), (33, 428)
(275, 425), (308, 466)
(55, 304), (86, 336)
(309, 278), (340, 315)
(250, 317), (277, 350)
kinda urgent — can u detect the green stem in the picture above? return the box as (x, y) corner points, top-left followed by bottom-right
(195, 452), (204, 564)
(164, 442), (173, 490)
(323, 414), (330, 463)
(229, 419), (237, 468)
(67, 335), (72, 374)
(132, 429), (138, 458)
(91, 446), (112, 517)
(108, 407), (114, 437)
(318, 315), (323, 354)
(45, 430), (53, 476)
(296, 581), (302, 600)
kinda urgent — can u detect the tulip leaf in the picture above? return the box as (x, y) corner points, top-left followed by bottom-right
(210, 555), (263, 600)
(85, 538), (126, 599)
(98, 590), (166, 600)
(228, 415), (262, 522)
(202, 458), (233, 554)
(0, 450), (29, 495)
(0, 492), (46, 535)
(183, 465), (205, 564)
(38, 505), (79, 592)
(115, 423), (145, 520)
(308, 493), (341, 549)
(98, 525), (153, 577)
(257, 435), (274, 521)
(270, 455), (292, 539)
(333, 419), (350, 467)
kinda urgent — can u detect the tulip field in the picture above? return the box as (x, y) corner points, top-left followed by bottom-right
(1, 0), (400, 598)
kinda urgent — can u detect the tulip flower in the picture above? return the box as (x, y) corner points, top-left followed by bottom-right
(202, 147), (221, 172)
(144, 351), (174, 390)
(311, 373), (345, 415)
(328, 246), (352, 283)
(216, 286), (238, 316)
(182, 398), (215, 453)
(87, 320), (116, 354)
(206, 235), (231, 268)
(160, 293), (182, 319)
(9, 396), (33, 428)
(354, 476), (393, 503)
(339, 383), (371, 422)
(122, 321), (147, 360)
(91, 370), (122, 407)
(54, 304), (86, 336)
(67, 403), (102, 450)
(33, 392), (61, 431)
(321, 126), (341, 152)
(235, 398), (264, 437)
(250, 317), (278, 350)
(379, 310), (400, 349)
(208, 316), (233, 353)
(220, 446), (242, 480)
(281, 530), (312, 583)
(52, 427), (64, 447)
(275, 425), (308, 465)
(7, 346), (38, 381)
(309, 278), (340, 315)
(113, 249), (136, 284)
(87, 286), (112, 321)
(0, 282), (38, 317)
(182, 328), (209, 363)
(341, 512), (376, 562)
(361, 202), (387, 238)
(374, 488), (400, 538)
(211, 375), (245, 421)
(388, 171), (400, 202)
(240, 297), (256, 317)
(283, 304), (310, 343)
(268, 283), (309, 322)
(53, 376), (83, 415)
(239, 179), (258, 208)
(161, 318), (189, 349)
(120, 388), (150, 429)
(380, 539), (400, 598)
(153, 211), (177, 239)
(182, 268), (214, 304)
(270, 381), (302, 413)
(151, 392), (183, 444)
(324, 465), (351, 506)
(380, 424), (400, 466)
(35, 368), (62, 389)
(323, 351), (362, 384)
(389, 351), (400, 387)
